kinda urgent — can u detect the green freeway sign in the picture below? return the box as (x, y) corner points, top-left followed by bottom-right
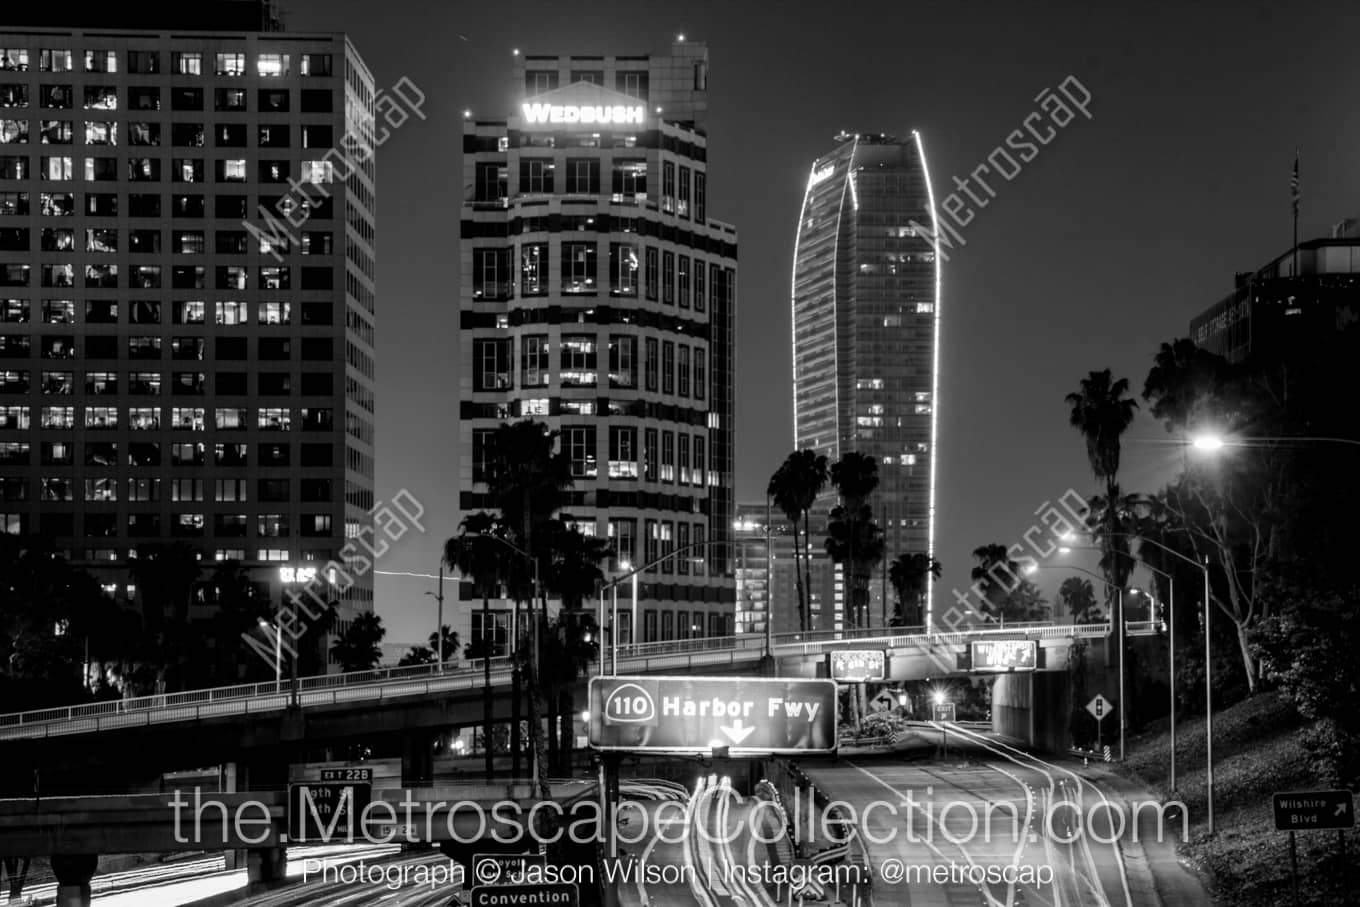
(1273, 790), (1354, 831)
(588, 675), (838, 755)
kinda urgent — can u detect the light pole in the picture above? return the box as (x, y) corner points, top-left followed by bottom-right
(257, 617), (281, 686)
(601, 539), (728, 672)
(1062, 530), (1212, 833)
(423, 565), (445, 672)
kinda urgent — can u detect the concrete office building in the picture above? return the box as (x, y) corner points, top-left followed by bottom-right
(0, 5), (377, 648)
(790, 132), (940, 630)
(459, 40), (737, 647)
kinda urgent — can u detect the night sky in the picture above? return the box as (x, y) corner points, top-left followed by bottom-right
(281, 0), (1360, 643)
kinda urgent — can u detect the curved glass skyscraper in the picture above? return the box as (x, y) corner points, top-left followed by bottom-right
(791, 131), (940, 629)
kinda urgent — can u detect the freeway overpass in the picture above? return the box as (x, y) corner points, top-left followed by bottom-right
(0, 621), (1152, 743)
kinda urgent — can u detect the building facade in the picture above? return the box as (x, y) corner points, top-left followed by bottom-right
(790, 132), (940, 630)
(1191, 225), (1360, 365)
(0, 20), (377, 645)
(459, 41), (737, 646)
(732, 500), (835, 637)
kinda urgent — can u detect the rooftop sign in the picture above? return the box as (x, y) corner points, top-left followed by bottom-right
(521, 102), (645, 126)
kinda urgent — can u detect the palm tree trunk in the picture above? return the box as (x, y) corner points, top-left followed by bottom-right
(790, 520), (806, 632)
(804, 511), (815, 631)
(483, 595), (493, 782)
(511, 595), (522, 780)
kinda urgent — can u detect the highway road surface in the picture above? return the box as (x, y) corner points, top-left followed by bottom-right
(801, 722), (1207, 906)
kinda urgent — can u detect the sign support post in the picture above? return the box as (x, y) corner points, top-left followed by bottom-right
(1289, 830), (1299, 907)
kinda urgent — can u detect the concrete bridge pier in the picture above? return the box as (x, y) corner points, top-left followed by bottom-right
(246, 846), (286, 885)
(401, 730), (436, 787)
(50, 853), (97, 907)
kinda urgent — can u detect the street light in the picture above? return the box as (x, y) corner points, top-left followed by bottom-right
(257, 617), (281, 686)
(423, 565), (445, 672)
(1062, 530), (1211, 832)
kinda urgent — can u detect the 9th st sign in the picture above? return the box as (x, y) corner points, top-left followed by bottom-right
(588, 676), (838, 755)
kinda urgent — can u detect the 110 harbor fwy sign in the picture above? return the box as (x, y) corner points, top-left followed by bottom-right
(588, 676), (837, 755)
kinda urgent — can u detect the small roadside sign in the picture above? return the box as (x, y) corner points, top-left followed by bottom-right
(930, 702), (955, 722)
(469, 883), (578, 907)
(870, 690), (896, 712)
(1086, 694), (1112, 722)
(1273, 790), (1354, 831)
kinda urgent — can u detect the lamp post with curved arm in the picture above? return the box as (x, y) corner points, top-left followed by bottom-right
(1063, 529), (1212, 834)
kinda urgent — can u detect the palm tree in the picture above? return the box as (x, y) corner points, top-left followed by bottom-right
(1066, 368), (1139, 696)
(970, 543), (1020, 615)
(330, 612), (384, 671)
(482, 420), (573, 802)
(127, 542), (202, 691)
(888, 552), (942, 626)
(542, 519), (609, 773)
(767, 450), (829, 632)
(444, 511), (511, 781)
(1058, 576), (1101, 623)
(397, 645), (435, 667)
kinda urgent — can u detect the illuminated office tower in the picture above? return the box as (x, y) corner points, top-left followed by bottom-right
(459, 40), (737, 648)
(790, 132), (940, 629)
(0, 4), (377, 658)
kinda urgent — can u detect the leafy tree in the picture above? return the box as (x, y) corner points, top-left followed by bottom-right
(1058, 576), (1101, 623)
(398, 645), (435, 667)
(767, 450), (829, 632)
(1254, 584), (1360, 786)
(1066, 369), (1139, 689)
(330, 612), (385, 671)
(888, 552), (941, 626)
(428, 625), (460, 664)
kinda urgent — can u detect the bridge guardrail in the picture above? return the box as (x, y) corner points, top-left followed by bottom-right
(0, 621), (1129, 740)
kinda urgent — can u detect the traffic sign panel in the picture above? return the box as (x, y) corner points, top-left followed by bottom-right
(829, 650), (886, 682)
(971, 640), (1037, 672)
(588, 675), (838, 754)
(287, 782), (371, 842)
(1086, 694), (1112, 722)
(1273, 790), (1354, 831)
(931, 702), (956, 722)
(470, 883), (578, 907)
(870, 690), (896, 712)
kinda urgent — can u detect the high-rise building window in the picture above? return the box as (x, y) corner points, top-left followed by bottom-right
(677, 256), (690, 308)
(693, 436), (706, 487)
(609, 243), (638, 297)
(661, 341), (674, 395)
(473, 248), (511, 300)
(561, 242), (596, 294)
(661, 431), (674, 483)
(693, 258), (705, 313)
(644, 247), (658, 301)
(559, 335), (596, 387)
(474, 338), (512, 391)
(519, 158), (554, 195)
(256, 54), (290, 77)
(521, 335), (550, 387)
(659, 521), (674, 574)
(171, 52), (201, 75)
(471, 428), (493, 483)
(643, 428), (658, 482)
(608, 335), (636, 388)
(525, 70), (558, 95)
(615, 70), (648, 101)
(662, 161), (675, 214)
(661, 252), (674, 305)
(214, 53), (246, 76)
(564, 158), (600, 195)
(608, 426), (637, 479)
(678, 346), (690, 397)
(693, 348), (706, 401)
(677, 523), (691, 575)
(611, 160), (646, 198)
(608, 518), (636, 566)
(678, 166), (691, 218)
(474, 162), (506, 202)
(521, 243), (548, 295)
(678, 433), (690, 485)
(564, 425), (597, 478)
(694, 171), (706, 223)
(644, 338), (658, 392)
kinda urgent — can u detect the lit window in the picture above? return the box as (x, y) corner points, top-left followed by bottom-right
(256, 54), (290, 77)
(523, 398), (548, 416)
(300, 160), (332, 183)
(215, 53), (246, 76)
(172, 52), (202, 75)
(916, 302), (934, 314)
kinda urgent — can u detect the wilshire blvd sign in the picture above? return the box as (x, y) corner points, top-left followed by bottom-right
(588, 676), (838, 755)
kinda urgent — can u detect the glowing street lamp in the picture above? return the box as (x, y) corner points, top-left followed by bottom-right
(1190, 433), (1225, 451)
